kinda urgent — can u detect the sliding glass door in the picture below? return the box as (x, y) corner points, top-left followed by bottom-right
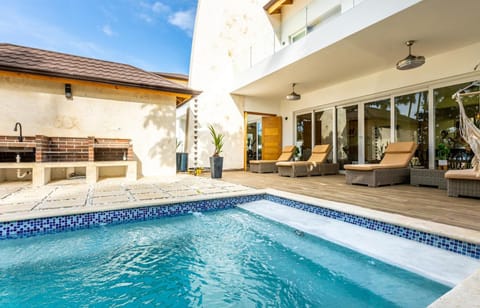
(336, 105), (358, 169)
(296, 113), (312, 160)
(314, 109), (334, 161)
(364, 99), (391, 163)
(394, 91), (428, 167)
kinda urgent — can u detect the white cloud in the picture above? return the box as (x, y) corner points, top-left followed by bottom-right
(138, 13), (154, 24)
(168, 9), (195, 36)
(152, 2), (169, 13)
(102, 25), (115, 36)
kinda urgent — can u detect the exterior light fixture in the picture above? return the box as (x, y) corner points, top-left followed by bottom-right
(396, 40), (425, 70)
(286, 83), (301, 101)
(65, 83), (73, 99)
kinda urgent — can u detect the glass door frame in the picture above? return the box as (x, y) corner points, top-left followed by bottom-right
(290, 73), (479, 169)
(243, 111), (277, 171)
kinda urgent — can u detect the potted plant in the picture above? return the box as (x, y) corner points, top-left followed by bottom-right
(208, 124), (224, 178)
(436, 143), (450, 170)
(175, 140), (188, 172)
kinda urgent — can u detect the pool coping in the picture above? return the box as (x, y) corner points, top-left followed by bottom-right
(262, 189), (480, 246)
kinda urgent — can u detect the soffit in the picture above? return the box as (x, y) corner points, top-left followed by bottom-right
(263, 0), (294, 15)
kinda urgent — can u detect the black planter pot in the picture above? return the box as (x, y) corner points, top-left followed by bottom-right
(209, 156), (223, 178)
(176, 152), (188, 172)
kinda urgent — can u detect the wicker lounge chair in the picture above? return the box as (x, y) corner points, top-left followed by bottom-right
(344, 141), (417, 187)
(445, 169), (480, 198)
(276, 144), (338, 177)
(249, 145), (295, 173)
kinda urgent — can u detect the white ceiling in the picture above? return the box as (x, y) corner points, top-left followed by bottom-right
(232, 0), (480, 99)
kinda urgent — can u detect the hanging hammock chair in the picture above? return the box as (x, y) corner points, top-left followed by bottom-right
(452, 81), (480, 176)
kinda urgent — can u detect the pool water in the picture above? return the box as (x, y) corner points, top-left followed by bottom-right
(0, 208), (449, 307)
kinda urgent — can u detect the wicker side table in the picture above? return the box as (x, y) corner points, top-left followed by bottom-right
(410, 168), (447, 189)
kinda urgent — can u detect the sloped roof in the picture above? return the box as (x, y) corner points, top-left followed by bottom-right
(0, 43), (199, 95)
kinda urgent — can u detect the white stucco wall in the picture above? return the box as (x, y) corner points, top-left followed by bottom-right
(189, 0), (279, 170)
(0, 75), (177, 176)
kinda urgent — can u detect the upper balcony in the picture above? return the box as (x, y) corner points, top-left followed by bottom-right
(231, 0), (480, 99)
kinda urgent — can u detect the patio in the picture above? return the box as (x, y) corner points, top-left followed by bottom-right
(0, 171), (478, 232)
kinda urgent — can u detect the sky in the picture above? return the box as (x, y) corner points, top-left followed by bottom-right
(0, 0), (198, 75)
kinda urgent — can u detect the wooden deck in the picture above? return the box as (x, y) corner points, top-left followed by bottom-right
(220, 171), (480, 232)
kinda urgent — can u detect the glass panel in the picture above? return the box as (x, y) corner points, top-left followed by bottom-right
(336, 105), (358, 169)
(257, 121), (262, 160)
(296, 113), (312, 160)
(434, 82), (479, 169)
(394, 91), (428, 168)
(364, 99), (391, 163)
(314, 110), (334, 161)
(246, 122), (258, 164)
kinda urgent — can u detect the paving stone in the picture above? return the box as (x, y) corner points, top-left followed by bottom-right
(92, 195), (130, 205)
(38, 199), (86, 209)
(128, 188), (158, 194)
(133, 192), (170, 201)
(0, 202), (37, 213)
(168, 190), (201, 198)
(92, 190), (125, 198)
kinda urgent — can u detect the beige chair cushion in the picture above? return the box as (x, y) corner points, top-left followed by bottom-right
(344, 163), (407, 171)
(445, 169), (480, 180)
(250, 145), (295, 164)
(276, 161), (310, 167)
(344, 141), (417, 170)
(307, 144), (331, 163)
(380, 142), (417, 167)
(276, 144), (332, 167)
(249, 160), (277, 164)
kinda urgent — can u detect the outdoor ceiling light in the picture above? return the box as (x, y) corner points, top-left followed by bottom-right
(286, 83), (301, 101)
(65, 83), (73, 99)
(396, 40), (425, 70)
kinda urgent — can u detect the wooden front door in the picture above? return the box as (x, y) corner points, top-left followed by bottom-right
(261, 116), (282, 160)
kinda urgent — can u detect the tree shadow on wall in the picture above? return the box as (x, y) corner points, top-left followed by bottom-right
(142, 103), (176, 170)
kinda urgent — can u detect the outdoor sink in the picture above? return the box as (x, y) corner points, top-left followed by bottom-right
(0, 142), (36, 162)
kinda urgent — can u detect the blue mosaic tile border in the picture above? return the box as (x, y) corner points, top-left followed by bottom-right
(0, 194), (264, 240)
(264, 194), (480, 260)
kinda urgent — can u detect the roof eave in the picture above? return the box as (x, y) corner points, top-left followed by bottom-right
(0, 65), (201, 97)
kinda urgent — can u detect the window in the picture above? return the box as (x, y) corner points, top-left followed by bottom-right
(290, 28), (306, 44)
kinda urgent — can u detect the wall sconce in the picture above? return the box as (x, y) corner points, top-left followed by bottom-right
(65, 83), (72, 99)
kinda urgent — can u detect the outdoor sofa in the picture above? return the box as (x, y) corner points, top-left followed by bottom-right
(249, 145), (295, 173)
(344, 141), (417, 187)
(276, 144), (338, 177)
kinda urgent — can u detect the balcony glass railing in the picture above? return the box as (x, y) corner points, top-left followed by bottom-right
(233, 0), (364, 73)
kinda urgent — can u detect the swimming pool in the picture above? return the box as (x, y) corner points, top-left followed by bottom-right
(0, 207), (449, 307)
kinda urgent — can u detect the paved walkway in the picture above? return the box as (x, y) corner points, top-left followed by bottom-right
(0, 175), (254, 221)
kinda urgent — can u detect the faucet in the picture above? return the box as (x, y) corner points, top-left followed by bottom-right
(13, 122), (23, 142)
